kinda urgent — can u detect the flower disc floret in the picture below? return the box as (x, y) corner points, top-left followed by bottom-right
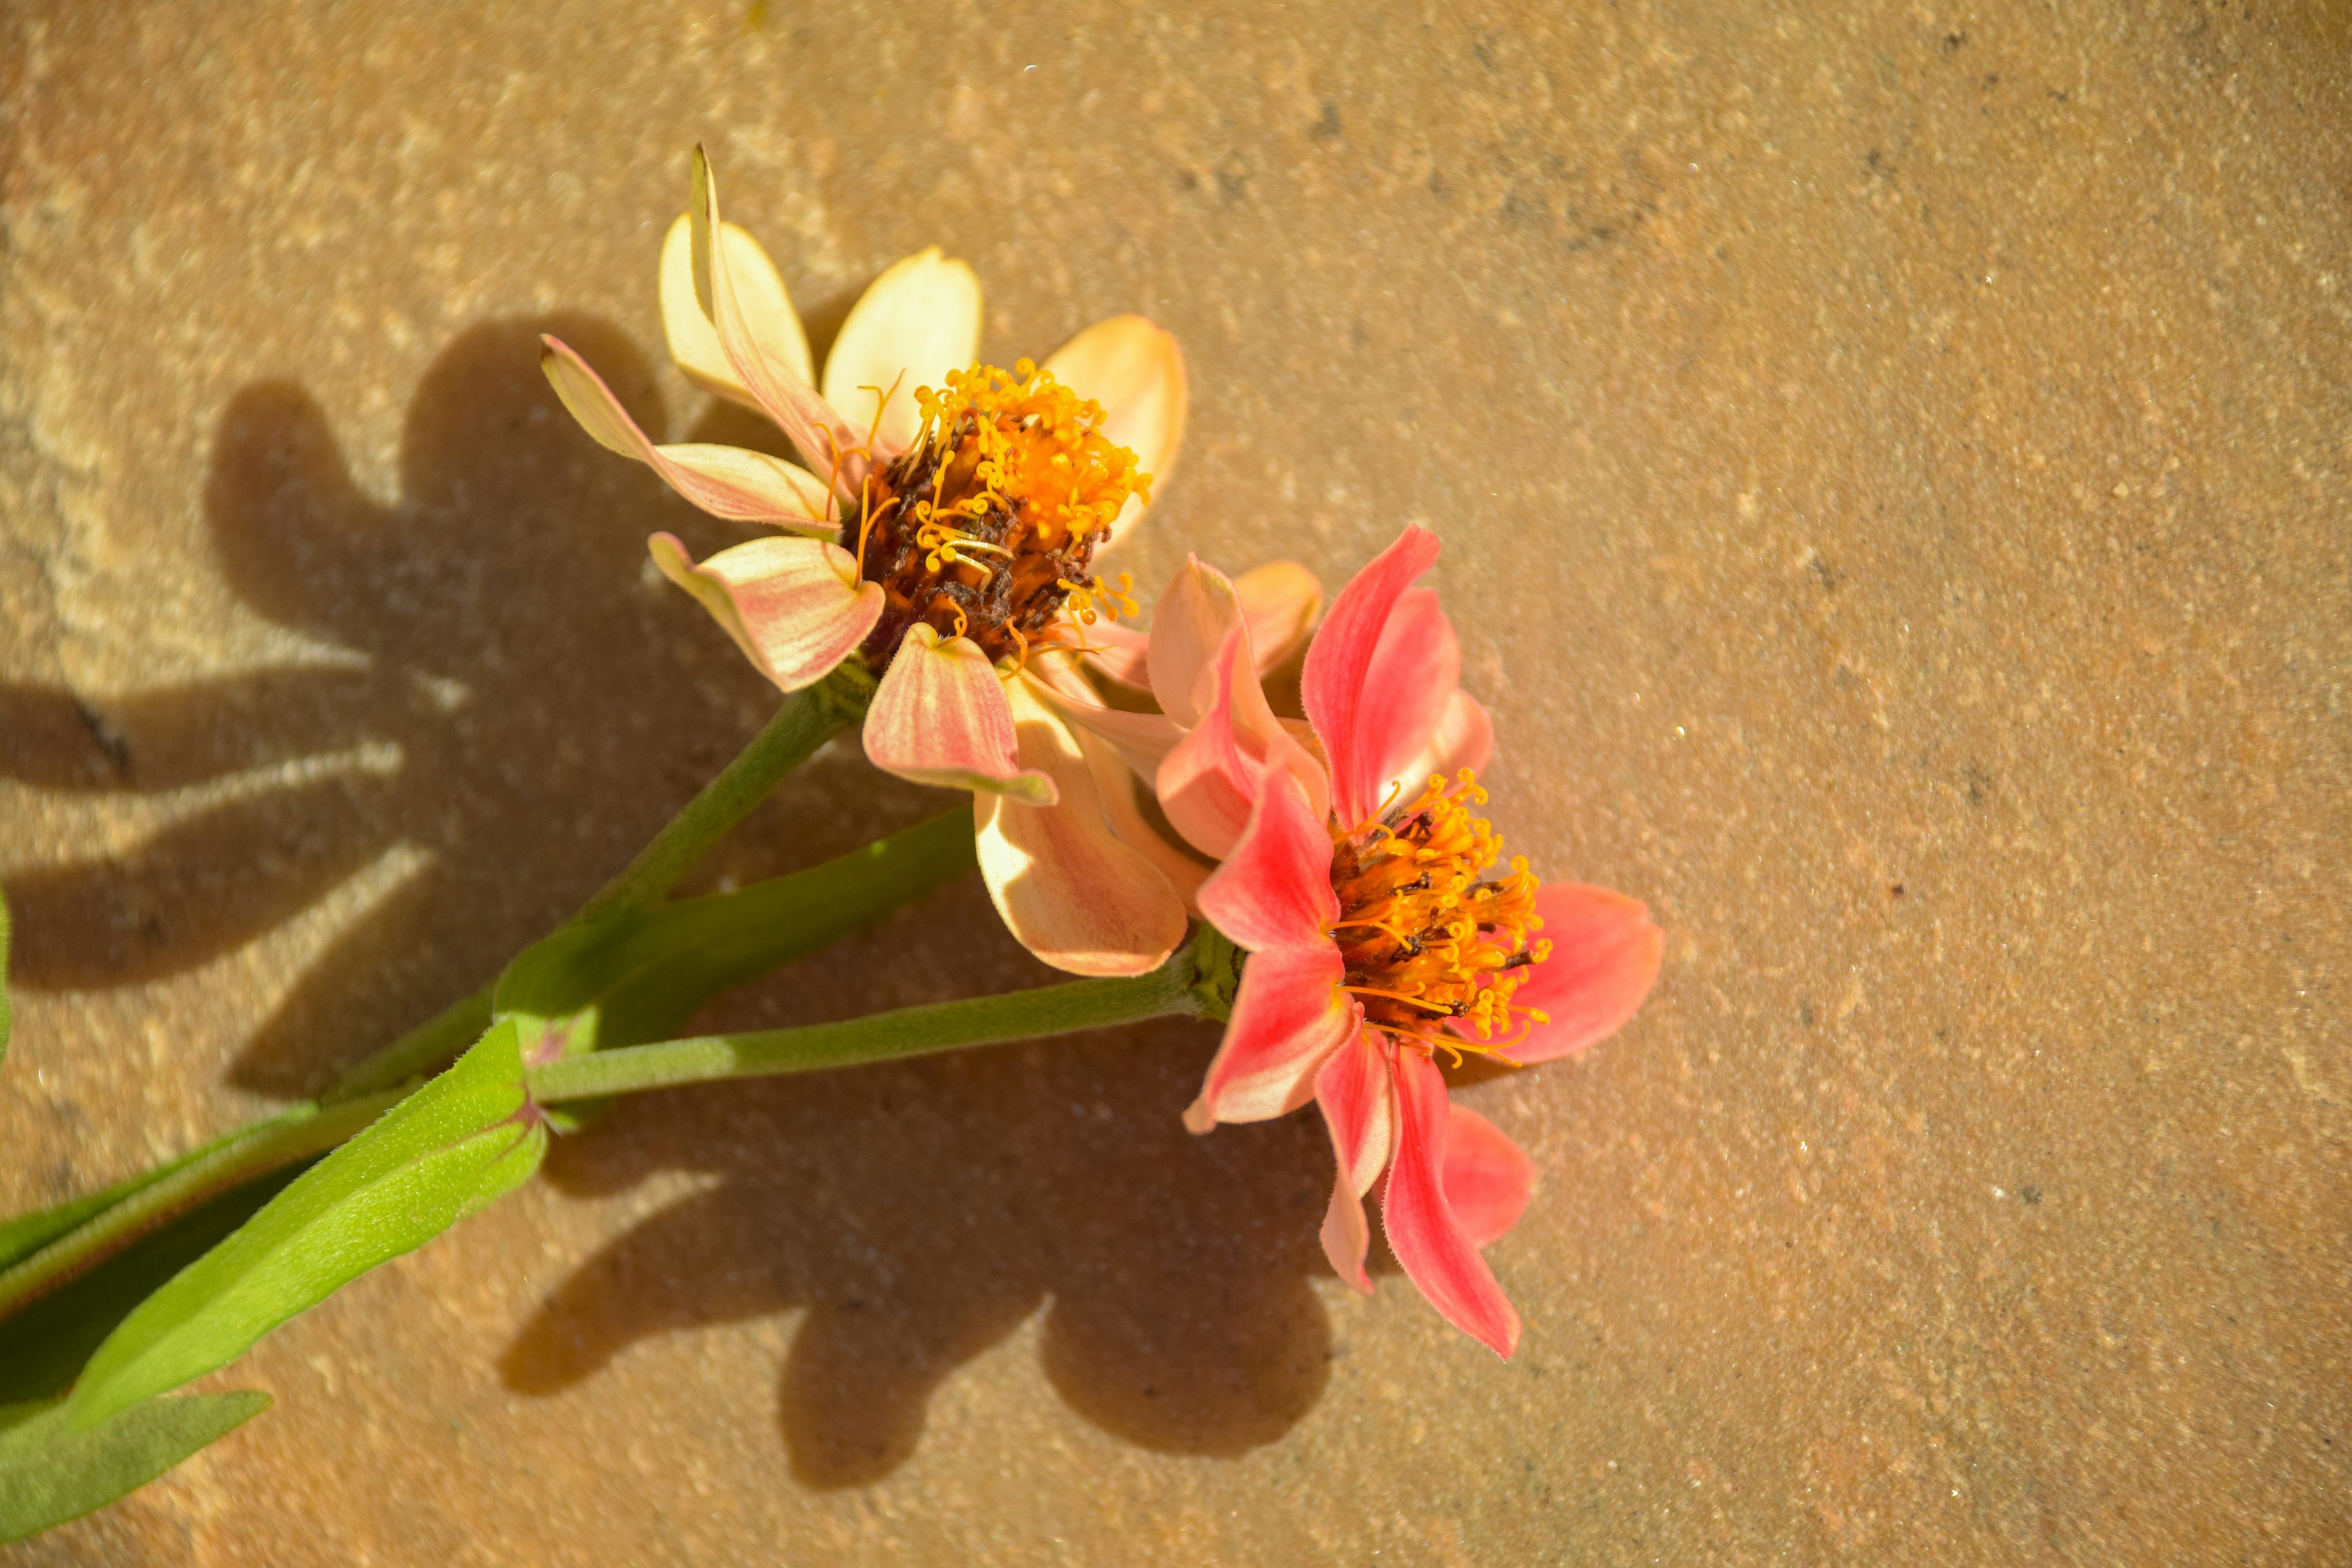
(846, 359), (1149, 666)
(1330, 770), (1551, 1058)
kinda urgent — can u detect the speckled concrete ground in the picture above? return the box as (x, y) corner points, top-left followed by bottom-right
(2, 2), (2346, 1562)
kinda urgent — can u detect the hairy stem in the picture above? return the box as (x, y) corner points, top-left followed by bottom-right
(530, 946), (1207, 1103)
(0, 1090), (406, 1322)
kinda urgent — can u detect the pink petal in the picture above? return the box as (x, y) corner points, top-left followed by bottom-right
(1076, 717), (1211, 913)
(1302, 526), (1443, 828)
(1442, 1104), (1537, 1249)
(1194, 767), (1337, 953)
(1506, 883), (1664, 1065)
(1235, 560), (1325, 672)
(690, 147), (867, 498)
(863, 624), (1056, 805)
(1314, 1031), (1395, 1293)
(1042, 314), (1188, 560)
(1182, 943), (1354, 1131)
(1393, 689), (1494, 789)
(820, 247), (983, 460)
(541, 337), (834, 527)
(1359, 586), (1461, 799)
(647, 532), (881, 692)
(973, 675), (1188, 976)
(1154, 634), (1261, 860)
(1381, 1049), (1521, 1358)
(1147, 556), (1244, 727)
(1156, 625), (1331, 860)
(658, 213), (815, 401)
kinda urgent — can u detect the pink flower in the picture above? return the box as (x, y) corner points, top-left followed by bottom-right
(541, 147), (1246, 975)
(1111, 527), (1664, 1355)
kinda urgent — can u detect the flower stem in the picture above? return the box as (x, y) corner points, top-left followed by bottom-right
(528, 944), (1209, 1104)
(0, 1090), (407, 1321)
(571, 673), (860, 924)
(323, 671), (865, 1102)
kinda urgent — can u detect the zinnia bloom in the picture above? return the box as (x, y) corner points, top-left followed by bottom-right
(1071, 527), (1664, 1355)
(541, 148), (1317, 974)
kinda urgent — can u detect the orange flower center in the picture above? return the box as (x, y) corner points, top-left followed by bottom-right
(842, 359), (1149, 666)
(1328, 771), (1551, 1060)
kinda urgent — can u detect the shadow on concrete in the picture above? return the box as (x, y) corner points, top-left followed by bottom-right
(0, 312), (1351, 1481)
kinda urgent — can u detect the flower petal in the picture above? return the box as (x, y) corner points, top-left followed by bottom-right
(1156, 625), (1330, 859)
(690, 147), (865, 496)
(820, 246), (983, 461)
(1442, 1103), (1537, 1249)
(1194, 766), (1337, 953)
(647, 532), (881, 692)
(1314, 1030), (1395, 1293)
(863, 624), (1056, 804)
(541, 337), (835, 527)
(1147, 556), (1244, 727)
(974, 676), (1187, 976)
(1078, 620), (1152, 689)
(1505, 883), (1664, 1065)
(1359, 586), (1460, 797)
(1393, 689), (1494, 788)
(659, 213), (815, 401)
(1382, 1049), (1521, 1357)
(1235, 560), (1325, 672)
(1045, 314), (1187, 562)
(1182, 942), (1354, 1131)
(1302, 525), (1442, 827)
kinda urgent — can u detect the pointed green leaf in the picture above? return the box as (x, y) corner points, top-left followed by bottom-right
(67, 1022), (545, 1428)
(494, 805), (976, 1058)
(0, 1390), (269, 1542)
(0, 1164), (309, 1408)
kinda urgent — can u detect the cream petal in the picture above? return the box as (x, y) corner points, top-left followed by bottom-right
(1146, 556), (1243, 728)
(1077, 620), (1152, 690)
(974, 676), (1188, 976)
(647, 532), (881, 692)
(691, 147), (865, 497)
(543, 336), (835, 527)
(1044, 314), (1187, 565)
(821, 247), (982, 461)
(659, 213), (815, 402)
(1234, 559), (1325, 672)
(863, 624), (1055, 804)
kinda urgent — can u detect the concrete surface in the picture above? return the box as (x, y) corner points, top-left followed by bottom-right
(2, 1), (2346, 1562)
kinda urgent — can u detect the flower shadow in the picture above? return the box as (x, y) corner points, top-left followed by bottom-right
(1, 308), (1356, 1481)
(0, 314), (789, 1095)
(501, 890), (1345, 1488)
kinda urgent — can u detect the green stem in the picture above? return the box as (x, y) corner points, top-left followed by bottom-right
(0, 1090), (405, 1321)
(529, 946), (1207, 1104)
(572, 675), (856, 925)
(323, 984), (494, 1104)
(323, 673), (862, 1102)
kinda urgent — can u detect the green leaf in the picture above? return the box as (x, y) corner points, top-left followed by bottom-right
(495, 804), (977, 1058)
(0, 1116), (300, 1275)
(0, 1164), (309, 1407)
(67, 1022), (545, 1428)
(0, 1390), (269, 1543)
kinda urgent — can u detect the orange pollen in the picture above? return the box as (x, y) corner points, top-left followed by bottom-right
(1328, 769), (1552, 1063)
(841, 358), (1150, 666)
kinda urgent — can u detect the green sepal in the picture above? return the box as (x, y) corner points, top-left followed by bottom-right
(1, 1390), (269, 1543)
(1188, 922), (1243, 1023)
(66, 1022), (545, 1429)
